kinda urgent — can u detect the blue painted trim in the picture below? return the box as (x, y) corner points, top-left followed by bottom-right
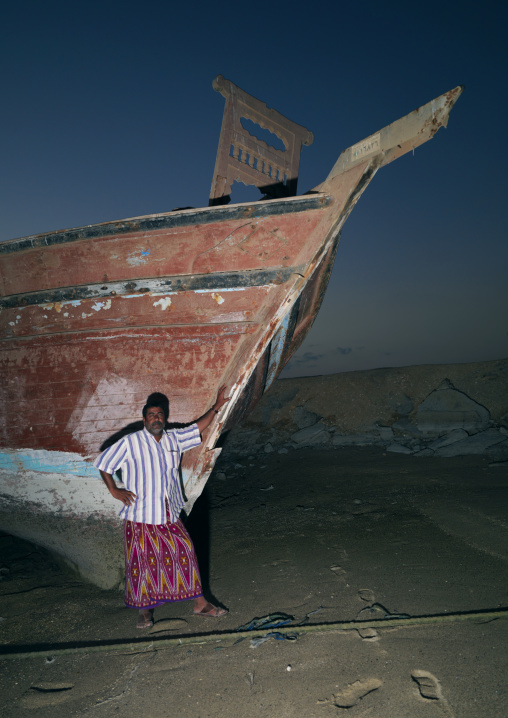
(0, 451), (98, 478)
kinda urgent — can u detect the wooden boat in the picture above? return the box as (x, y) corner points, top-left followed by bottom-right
(0, 78), (463, 587)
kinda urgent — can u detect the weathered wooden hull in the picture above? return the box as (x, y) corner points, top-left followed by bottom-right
(0, 86), (463, 587)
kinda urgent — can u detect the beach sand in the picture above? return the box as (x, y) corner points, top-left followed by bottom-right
(1, 447), (507, 717)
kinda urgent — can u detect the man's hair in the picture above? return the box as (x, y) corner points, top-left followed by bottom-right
(142, 392), (169, 422)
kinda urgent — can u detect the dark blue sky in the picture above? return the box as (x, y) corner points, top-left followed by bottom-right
(2, 1), (507, 377)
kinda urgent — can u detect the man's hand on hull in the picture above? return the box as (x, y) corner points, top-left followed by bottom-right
(214, 384), (230, 412)
(196, 384), (231, 433)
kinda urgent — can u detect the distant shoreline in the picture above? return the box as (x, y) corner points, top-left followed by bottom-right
(280, 355), (508, 382)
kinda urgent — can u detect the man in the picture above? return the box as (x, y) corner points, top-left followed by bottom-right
(94, 386), (230, 629)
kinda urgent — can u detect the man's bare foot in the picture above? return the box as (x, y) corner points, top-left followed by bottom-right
(137, 609), (154, 629)
(193, 601), (228, 618)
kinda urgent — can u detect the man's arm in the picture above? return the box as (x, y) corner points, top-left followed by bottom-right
(99, 470), (137, 507)
(196, 385), (230, 434)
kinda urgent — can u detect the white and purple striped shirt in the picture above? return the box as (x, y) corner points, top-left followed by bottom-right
(94, 425), (201, 525)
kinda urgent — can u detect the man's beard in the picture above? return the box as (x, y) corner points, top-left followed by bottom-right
(147, 421), (163, 435)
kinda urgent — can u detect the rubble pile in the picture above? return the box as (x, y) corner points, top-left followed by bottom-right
(225, 359), (508, 461)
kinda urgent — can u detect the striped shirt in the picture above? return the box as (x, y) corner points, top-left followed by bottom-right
(94, 425), (201, 524)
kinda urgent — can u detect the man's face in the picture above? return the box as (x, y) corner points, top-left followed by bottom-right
(144, 407), (165, 436)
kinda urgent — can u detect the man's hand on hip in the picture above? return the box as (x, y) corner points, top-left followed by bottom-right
(110, 486), (137, 507)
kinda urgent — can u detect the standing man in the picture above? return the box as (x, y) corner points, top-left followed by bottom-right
(94, 386), (230, 629)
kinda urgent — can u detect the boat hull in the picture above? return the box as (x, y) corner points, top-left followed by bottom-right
(0, 86), (463, 587)
(0, 192), (343, 586)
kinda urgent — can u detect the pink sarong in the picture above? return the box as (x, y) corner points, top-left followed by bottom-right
(124, 511), (203, 609)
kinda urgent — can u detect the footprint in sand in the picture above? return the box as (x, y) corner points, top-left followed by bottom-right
(358, 588), (375, 603)
(330, 565), (347, 578)
(357, 626), (379, 641)
(333, 678), (382, 708)
(411, 670), (442, 700)
(411, 670), (455, 717)
(21, 683), (75, 709)
(356, 591), (380, 640)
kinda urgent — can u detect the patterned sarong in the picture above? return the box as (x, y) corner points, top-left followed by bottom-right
(124, 510), (203, 609)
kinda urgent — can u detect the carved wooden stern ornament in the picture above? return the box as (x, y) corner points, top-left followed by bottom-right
(209, 75), (314, 206)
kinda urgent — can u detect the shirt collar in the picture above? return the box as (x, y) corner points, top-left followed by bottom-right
(141, 427), (167, 445)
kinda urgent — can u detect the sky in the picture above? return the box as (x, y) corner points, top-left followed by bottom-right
(2, 0), (507, 378)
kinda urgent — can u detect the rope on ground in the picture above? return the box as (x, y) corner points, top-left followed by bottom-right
(0, 608), (506, 661)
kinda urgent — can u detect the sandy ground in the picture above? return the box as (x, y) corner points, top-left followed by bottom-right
(1, 447), (507, 717)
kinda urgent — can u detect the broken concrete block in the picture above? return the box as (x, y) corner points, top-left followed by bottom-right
(291, 421), (330, 446)
(392, 418), (423, 437)
(386, 443), (413, 454)
(416, 379), (490, 434)
(434, 429), (507, 457)
(291, 406), (320, 429)
(428, 428), (469, 450)
(376, 426), (394, 441)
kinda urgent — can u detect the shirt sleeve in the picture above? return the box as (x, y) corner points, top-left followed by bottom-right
(174, 423), (201, 453)
(93, 437), (128, 475)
